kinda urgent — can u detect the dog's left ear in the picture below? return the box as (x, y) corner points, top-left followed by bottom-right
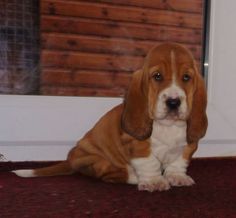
(121, 70), (153, 140)
(187, 69), (208, 144)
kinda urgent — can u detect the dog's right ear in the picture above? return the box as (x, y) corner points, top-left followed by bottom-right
(121, 70), (153, 140)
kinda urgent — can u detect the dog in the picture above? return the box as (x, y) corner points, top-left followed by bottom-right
(12, 43), (208, 192)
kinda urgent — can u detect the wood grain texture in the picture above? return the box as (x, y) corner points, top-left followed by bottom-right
(41, 0), (202, 28)
(40, 0), (204, 97)
(41, 50), (144, 71)
(40, 86), (126, 97)
(81, 0), (203, 13)
(41, 16), (202, 44)
(41, 69), (131, 88)
(41, 33), (202, 59)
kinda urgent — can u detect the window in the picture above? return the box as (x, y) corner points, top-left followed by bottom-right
(0, 0), (40, 94)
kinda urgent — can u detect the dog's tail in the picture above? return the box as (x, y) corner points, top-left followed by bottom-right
(12, 161), (74, 178)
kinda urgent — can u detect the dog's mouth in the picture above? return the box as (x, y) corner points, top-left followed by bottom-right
(165, 111), (180, 120)
(156, 110), (188, 121)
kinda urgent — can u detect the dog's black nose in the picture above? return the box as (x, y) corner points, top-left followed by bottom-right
(166, 98), (181, 110)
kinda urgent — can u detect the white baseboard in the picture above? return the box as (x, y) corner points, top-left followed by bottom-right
(195, 140), (236, 157)
(0, 143), (72, 161)
(1, 140), (235, 162)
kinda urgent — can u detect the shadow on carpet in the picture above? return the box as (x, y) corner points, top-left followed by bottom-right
(0, 158), (236, 218)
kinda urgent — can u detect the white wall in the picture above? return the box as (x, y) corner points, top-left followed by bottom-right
(0, 96), (122, 161)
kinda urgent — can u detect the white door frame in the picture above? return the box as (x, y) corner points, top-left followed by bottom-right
(1, 0), (236, 161)
(195, 0), (236, 157)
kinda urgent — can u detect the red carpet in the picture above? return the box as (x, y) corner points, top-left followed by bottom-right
(1, 158), (236, 218)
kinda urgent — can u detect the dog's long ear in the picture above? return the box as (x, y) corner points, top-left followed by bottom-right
(187, 70), (208, 144)
(121, 70), (153, 140)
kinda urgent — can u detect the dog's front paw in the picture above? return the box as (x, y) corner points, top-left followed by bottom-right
(165, 173), (195, 187)
(138, 176), (170, 192)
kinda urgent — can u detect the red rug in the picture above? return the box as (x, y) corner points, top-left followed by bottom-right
(0, 158), (236, 218)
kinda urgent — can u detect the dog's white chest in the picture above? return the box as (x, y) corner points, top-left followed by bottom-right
(151, 120), (187, 164)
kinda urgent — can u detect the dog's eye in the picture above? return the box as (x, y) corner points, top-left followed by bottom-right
(153, 72), (163, 81)
(182, 73), (191, 82)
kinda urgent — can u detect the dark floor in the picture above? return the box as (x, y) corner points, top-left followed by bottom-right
(0, 158), (236, 218)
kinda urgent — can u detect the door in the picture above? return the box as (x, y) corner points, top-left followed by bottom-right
(195, 0), (236, 157)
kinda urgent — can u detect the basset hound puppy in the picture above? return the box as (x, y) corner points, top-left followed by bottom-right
(13, 43), (208, 192)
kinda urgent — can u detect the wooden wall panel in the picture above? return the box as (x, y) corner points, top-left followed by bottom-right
(41, 33), (202, 59)
(42, 50), (143, 71)
(41, 16), (202, 44)
(40, 0), (204, 97)
(41, 1), (202, 28)
(41, 69), (131, 88)
(83, 0), (203, 13)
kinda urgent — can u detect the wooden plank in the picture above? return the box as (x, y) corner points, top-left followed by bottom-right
(41, 33), (202, 60)
(41, 49), (201, 74)
(79, 0), (203, 13)
(41, 0), (202, 29)
(41, 50), (144, 72)
(41, 69), (131, 88)
(41, 33), (151, 56)
(40, 85), (125, 97)
(41, 16), (202, 44)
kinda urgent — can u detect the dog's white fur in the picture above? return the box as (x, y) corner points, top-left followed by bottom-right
(12, 169), (36, 178)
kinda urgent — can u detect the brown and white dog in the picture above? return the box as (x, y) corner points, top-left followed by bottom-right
(13, 43), (208, 192)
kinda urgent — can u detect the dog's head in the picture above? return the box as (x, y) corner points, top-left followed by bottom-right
(122, 43), (208, 143)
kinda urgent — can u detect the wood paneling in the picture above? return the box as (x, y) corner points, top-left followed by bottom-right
(42, 50), (143, 71)
(40, 0), (204, 97)
(41, 1), (202, 28)
(41, 16), (202, 44)
(41, 69), (131, 88)
(83, 0), (203, 13)
(41, 33), (202, 59)
(41, 86), (125, 97)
